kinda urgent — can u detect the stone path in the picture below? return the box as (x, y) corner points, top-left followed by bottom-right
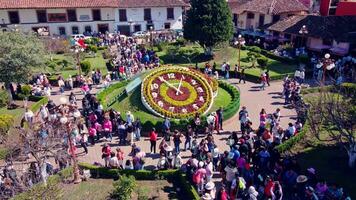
(49, 78), (296, 169)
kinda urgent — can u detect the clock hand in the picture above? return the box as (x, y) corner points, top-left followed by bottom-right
(163, 79), (183, 94)
(176, 77), (183, 95)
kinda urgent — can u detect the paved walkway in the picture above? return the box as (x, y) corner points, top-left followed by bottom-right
(49, 78), (296, 169)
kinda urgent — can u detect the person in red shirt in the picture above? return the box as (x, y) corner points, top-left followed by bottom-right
(149, 128), (158, 154)
(264, 176), (275, 198)
(102, 143), (111, 167)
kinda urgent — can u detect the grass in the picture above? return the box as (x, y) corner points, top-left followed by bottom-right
(48, 51), (108, 79)
(295, 145), (356, 198)
(61, 178), (179, 200)
(110, 86), (233, 126)
(61, 179), (114, 200)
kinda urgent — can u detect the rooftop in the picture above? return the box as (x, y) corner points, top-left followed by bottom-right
(0, 0), (188, 9)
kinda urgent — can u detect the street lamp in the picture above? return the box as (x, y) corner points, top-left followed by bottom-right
(149, 26), (153, 48)
(59, 98), (82, 184)
(128, 18), (133, 36)
(70, 45), (85, 75)
(234, 35), (246, 69)
(298, 25), (308, 48)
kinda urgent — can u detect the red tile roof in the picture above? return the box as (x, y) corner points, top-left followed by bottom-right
(0, 0), (189, 9)
(0, 0), (118, 9)
(117, 0), (189, 8)
(230, 0), (308, 15)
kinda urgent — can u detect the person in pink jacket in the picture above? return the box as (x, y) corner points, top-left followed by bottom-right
(102, 117), (112, 141)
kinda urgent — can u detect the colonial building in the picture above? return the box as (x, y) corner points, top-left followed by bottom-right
(228, 0), (308, 31)
(266, 15), (356, 55)
(0, 0), (187, 36)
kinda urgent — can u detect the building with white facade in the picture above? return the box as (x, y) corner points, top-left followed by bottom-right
(0, 0), (188, 36)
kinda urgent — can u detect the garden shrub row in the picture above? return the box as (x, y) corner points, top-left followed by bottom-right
(218, 81), (240, 120)
(78, 163), (200, 200)
(30, 97), (49, 112)
(97, 80), (129, 108)
(245, 46), (298, 65)
(275, 123), (309, 153)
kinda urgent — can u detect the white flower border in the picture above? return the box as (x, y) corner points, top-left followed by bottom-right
(141, 66), (215, 119)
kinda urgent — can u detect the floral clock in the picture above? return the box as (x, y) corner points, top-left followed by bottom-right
(141, 67), (215, 119)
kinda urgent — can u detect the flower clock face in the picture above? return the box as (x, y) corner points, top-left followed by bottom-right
(141, 67), (214, 119)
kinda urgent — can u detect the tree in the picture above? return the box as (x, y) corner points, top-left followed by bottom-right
(0, 31), (46, 102)
(184, 0), (233, 55)
(307, 88), (356, 168)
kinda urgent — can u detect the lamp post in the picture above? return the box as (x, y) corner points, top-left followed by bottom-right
(234, 35), (246, 69)
(70, 45), (85, 76)
(59, 97), (82, 184)
(298, 25), (308, 48)
(149, 26), (153, 49)
(128, 19), (133, 36)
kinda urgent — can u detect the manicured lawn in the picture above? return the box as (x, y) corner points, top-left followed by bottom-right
(110, 86), (233, 126)
(48, 51), (108, 79)
(61, 179), (114, 200)
(295, 145), (356, 198)
(61, 178), (179, 200)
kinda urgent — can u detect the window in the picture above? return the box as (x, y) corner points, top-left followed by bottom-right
(164, 23), (171, 29)
(119, 9), (127, 22)
(48, 13), (67, 22)
(36, 10), (47, 23)
(84, 26), (92, 33)
(72, 26), (79, 34)
(58, 27), (66, 35)
(272, 15), (280, 22)
(134, 24), (141, 32)
(259, 14), (265, 26)
(67, 9), (77, 22)
(144, 8), (151, 21)
(8, 11), (20, 24)
(167, 8), (174, 20)
(92, 9), (101, 21)
(247, 12), (255, 19)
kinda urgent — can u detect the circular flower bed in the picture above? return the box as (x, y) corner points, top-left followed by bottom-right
(141, 67), (214, 119)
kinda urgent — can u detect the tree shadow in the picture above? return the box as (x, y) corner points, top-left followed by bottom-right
(295, 144), (356, 198)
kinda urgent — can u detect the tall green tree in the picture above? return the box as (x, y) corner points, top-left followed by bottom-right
(0, 31), (46, 102)
(184, 0), (234, 55)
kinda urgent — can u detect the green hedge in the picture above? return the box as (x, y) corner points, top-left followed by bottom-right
(276, 83), (356, 153)
(218, 81), (240, 120)
(30, 97), (48, 112)
(245, 46), (298, 65)
(275, 123), (309, 153)
(97, 80), (129, 108)
(78, 163), (200, 200)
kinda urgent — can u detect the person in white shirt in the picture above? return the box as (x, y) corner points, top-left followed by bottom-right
(108, 152), (119, 168)
(24, 108), (34, 126)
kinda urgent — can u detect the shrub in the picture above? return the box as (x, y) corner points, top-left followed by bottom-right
(298, 55), (309, 64)
(47, 62), (57, 70)
(257, 56), (268, 68)
(249, 46), (261, 53)
(112, 175), (137, 200)
(137, 187), (149, 200)
(97, 46), (107, 50)
(0, 90), (9, 108)
(17, 85), (32, 100)
(80, 60), (92, 75)
(0, 114), (14, 141)
(88, 45), (98, 53)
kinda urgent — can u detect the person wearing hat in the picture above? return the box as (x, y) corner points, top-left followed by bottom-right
(126, 111), (134, 126)
(296, 175), (308, 197)
(307, 167), (317, 186)
(207, 113), (216, 133)
(204, 181), (216, 199)
(239, 106), (249, 134)
(248, 186), (259, 200)
(157, 153), (169, 170)
(192, 162), (207, 194)
(305, 186), (318, 200)
(201, 193), (213, 200)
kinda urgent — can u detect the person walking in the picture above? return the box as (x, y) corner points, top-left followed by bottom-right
(260, 73), (267, 90)
(239, 106), (249, 134)
(239, 69), (246, 84)
(149, 128), (158, 154)
(266, 69), (271, 86)
(216, 107), (224, 131)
